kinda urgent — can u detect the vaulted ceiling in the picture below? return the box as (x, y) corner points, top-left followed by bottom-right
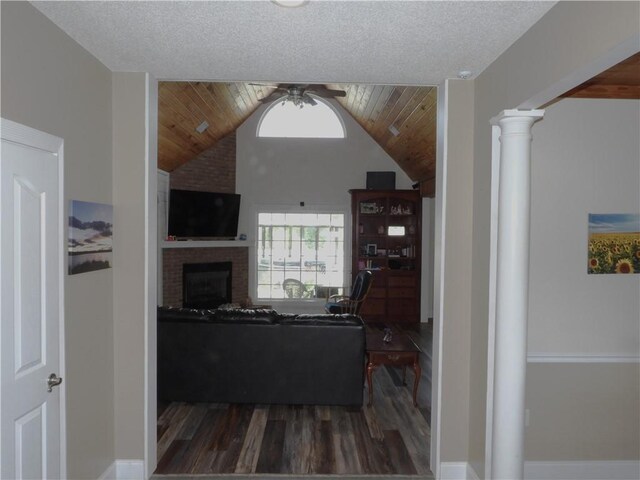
(157, 53), (639, 198)
(158, 82), (438, 196)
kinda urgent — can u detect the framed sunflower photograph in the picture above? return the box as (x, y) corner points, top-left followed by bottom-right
(588, 213), (640, 275)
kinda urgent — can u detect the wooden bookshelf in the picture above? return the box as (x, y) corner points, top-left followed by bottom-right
(350, 189), (421, 324)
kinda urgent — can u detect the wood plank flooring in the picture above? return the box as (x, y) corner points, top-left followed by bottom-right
(155, 322), (433, 477)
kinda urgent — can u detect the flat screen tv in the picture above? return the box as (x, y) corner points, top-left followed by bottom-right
(168, 189), (241, 239)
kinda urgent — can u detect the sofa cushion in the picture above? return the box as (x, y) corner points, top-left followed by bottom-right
(277, 313), (363, 327)
(213, 308), (277, 324)
(157, 306), (215, 323)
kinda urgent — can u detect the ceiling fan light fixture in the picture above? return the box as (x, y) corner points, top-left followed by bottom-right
(259, 84), (345, 109)
(272, 0), (309, 8)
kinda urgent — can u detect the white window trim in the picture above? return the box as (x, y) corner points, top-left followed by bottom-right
(256, 95), (347, 139)
(250, 203), (351, 309)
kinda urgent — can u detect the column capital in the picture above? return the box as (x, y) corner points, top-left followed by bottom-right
(491, 109), (544, 126)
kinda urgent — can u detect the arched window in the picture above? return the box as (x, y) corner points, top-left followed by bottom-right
(257, 96), (345, 138)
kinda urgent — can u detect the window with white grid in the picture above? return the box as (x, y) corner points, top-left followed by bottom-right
(257, 212), (345, 300)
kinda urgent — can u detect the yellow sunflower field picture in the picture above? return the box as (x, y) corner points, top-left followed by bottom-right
(588, 213), (640, 275)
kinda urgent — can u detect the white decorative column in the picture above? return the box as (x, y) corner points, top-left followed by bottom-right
(490, 109), (544, 479)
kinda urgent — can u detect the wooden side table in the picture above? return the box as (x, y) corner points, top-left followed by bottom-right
(366, 331), (421, 407)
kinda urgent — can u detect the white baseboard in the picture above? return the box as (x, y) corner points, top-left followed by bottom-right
(467, 463), (481, 480)
(525, 460), (640, 480)
(97, 462), (117, 480)
(440, 460), (639, 480)
(439, 462), (472, 479)
(98, 460), (145, 480)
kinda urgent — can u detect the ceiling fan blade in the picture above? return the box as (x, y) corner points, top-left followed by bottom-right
(258, 91), (287, 103)
(306, 86), (346, 98)
(248, 82), (280, 87)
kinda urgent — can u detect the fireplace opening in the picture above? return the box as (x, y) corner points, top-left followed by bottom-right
(183, 262), (232, 309)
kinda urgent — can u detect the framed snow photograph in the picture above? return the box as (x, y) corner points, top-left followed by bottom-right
(68, 200), (113, 275)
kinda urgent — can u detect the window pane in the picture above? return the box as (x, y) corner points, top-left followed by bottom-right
(317, 214), (331, 225)
(289, 226), (301, 242)
(286, 213), (303, 225)
(271, 269), (285, 285)
(257, 270), (271, 284)
(257, 98), (345, 139)
(256, 212), (344, 300)
(272, 226), (285, 241)
(288, 242), (301, 259)
(257, 284), (272, 298)
(300, 215), (316, 226)
(258, 213), (271, 225)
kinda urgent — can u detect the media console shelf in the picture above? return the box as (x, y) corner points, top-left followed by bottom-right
(350, 189), (421, 324)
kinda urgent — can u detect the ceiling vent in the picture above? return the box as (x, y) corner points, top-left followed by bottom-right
(195, 121), (209, 133)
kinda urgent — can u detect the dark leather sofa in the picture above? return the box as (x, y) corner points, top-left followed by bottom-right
(157, 306), (365, 406)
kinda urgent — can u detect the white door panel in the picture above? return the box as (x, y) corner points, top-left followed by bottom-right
(1, 119), (64, 480)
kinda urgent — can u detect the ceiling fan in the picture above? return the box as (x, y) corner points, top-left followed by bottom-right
(255, 84), (346, 108)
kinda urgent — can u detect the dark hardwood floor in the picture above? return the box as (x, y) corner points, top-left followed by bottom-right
(155, 322), (433, 477)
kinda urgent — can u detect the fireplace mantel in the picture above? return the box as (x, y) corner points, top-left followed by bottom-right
(161, 240), (250, 249)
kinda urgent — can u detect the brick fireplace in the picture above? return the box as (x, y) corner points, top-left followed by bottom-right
(182, 261), (232, 309)
(162, 247), (248, 307)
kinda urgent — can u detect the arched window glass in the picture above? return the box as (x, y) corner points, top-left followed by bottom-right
(257, 96), (345, 138)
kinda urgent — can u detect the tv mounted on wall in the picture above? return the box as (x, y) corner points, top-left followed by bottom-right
(168, 189), (241, 239)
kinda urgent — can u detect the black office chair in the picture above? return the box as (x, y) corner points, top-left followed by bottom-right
(324, 270), (373, 315)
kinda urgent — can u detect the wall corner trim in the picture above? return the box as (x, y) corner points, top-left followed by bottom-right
(98, 460), (145, 480)
(97, 462), (116, 480)
(467, 463), (481, 480)
(440, 462), (480, 480)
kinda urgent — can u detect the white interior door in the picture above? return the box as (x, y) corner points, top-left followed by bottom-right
(1, 119), (65, 479)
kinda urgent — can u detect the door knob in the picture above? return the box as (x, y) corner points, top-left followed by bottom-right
(47, 373), (63, 392)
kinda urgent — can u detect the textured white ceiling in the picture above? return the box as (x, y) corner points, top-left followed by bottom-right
(32, 0), (555, 85)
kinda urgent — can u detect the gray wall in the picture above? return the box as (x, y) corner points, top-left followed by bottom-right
(529, 98), (639, 355)
(471, 1), (640, 476)
(526, 363), (640, 461)
(236, 99), (416, 313)
(112, 72), (149, 461)
(1, 3), (115, 478)
(438, 79), (475, 462)
(525, 98), (640, 460)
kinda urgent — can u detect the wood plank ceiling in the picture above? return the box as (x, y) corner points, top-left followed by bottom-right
(561, 51), (640, 99)
(158, 82), (276, 172)
(157, 82), (438, 196)
(330, 84), (437, 195)
(157, 52), (639, 197)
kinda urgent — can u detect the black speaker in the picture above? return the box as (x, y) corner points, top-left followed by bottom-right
(366, 171), (396, 190)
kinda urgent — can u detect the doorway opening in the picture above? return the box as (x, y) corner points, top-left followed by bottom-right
(151, 80), (435, 475)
